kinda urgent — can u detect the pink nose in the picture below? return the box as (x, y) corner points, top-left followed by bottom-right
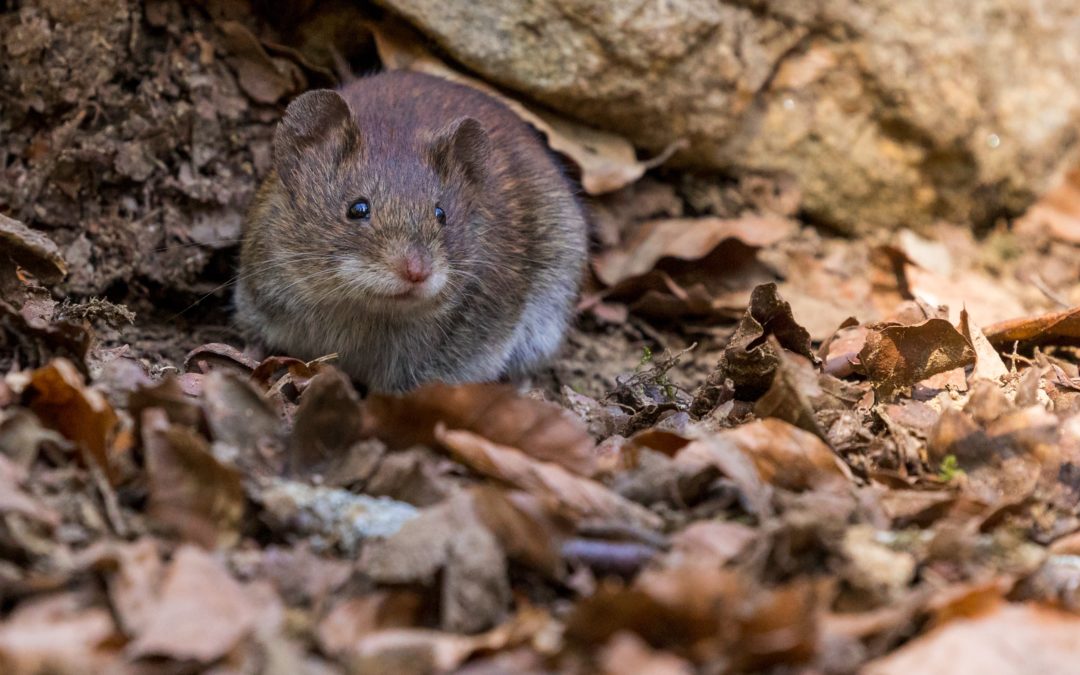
(399, 251), (432, 284)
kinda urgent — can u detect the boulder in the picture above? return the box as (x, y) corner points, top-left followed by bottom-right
(373, 0), (1080, 231)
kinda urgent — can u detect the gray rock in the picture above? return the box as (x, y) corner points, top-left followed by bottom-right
(374, 0), (1080, 231)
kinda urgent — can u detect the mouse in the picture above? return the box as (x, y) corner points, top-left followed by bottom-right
(234, 70), (588, 392)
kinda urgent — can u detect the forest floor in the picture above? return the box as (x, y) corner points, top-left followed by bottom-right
(5, 2), (1080, 674)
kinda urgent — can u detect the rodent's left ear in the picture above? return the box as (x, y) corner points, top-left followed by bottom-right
(428, 117), (492, 186)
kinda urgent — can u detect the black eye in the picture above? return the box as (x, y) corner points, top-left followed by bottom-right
(348, 198), (371, 220)
(434, 206), (446, 225)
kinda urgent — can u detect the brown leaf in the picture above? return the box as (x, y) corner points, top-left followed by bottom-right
(370, 18), (654, 195)
(695, 282), (816, 406)
(77, 539), (163, 636)
(471, 486), (568, 578)
(984, 305), (1080, 350)
(863, 602), (1080, 675)
(218, 20), (305, 104)
(26, 358), (126, 482)
(568, 566), (822, 668)
(287, 368), (367, 480)
(127, 545), (260, 662)
(0, 213), (66, 287)
(183, 342), (259, 375)
(859, 319), (976, 401)
(142, 409), (245, 548)
(359, 491), (510, 633)
(599, 631), (693, 675)
(365, 382), (595, 476)
(959, 308), (1009, 382)
(595, 216), (796, 288)
(251, 354), (332, 398)
(255, 544), (353, 607)
(128, 376), (202, 430)
(719, 418), (852, 492)
(436, 427), (663, 531)
(666, 520), (757, 567)
(753, 344), (830, 441)
(200, 370), (283, 477)
(928, 405), (1057, 506)
(0, 454), (59, 529)
(674, 437), (773, 516)
(346, 609), (550, 674)
(0, 592), (121, 674)
(317, 590), (424, 657)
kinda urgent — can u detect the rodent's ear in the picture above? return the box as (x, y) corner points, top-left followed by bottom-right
(274, 90), (358, 182)
(428, 117), (491, 186)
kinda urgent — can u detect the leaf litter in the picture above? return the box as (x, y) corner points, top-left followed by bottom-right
(7, 2), (1080, 674)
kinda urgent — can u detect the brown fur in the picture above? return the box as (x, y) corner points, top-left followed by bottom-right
(235, 71), (587, 392)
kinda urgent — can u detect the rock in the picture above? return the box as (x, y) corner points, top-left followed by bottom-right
(373, 0), (1080, 231)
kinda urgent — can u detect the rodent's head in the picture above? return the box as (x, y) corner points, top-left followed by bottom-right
(261, 89), (493, 314)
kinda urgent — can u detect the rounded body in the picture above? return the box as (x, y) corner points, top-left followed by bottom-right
(235, 71), (587, 392)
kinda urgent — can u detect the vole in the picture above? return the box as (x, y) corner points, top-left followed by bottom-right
(235, 71), (587, 392)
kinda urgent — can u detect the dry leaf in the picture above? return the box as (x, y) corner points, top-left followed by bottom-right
(359, 491), (510, 633)
(594, 216), (796, 288)
(218, 20), (305, 104)
(126, 545), (261, 662)
(719, 418), (852, 492)
(984, 306), (1080, 350)
(365, 382), (596, 476)
(0, 592), (121, 674)
(26, 358), (126, 483)
(437, 427), (663, 531)
(0, 213), (66, 286)
(959, 308), (1009, 382)
(142, 409), (245, 548)
(863, 602), (1080, 675)
(859, 319), (976, 401)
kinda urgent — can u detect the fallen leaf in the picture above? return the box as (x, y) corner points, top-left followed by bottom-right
(0, 592), (121, 674)
(77, 539), (163, 635)
(25, 358), (125, 482)
(984, 306), (1080, 350)
(863, 602), (1080, 675)
(346, 609), (550, 674)
(959, 308), (1009, 382)
(318, 590), (425, 657)
(359, 491), (510, 633)
(0, 213), (66, 299)
(859, 319), (976, 401)
(0, 454), (59, 529)
(365, 382), (595, 476)
(183, 342), (260, 375)
(595, 216), (796, 288)
(142, 409), (245, 548)
(666, 520), (757, 567)
(218, 20), (305, 104)
(1015, 166), (1080, 245)
(719, 418), (852, 492)
(127, 545), (260, 662)
(753, 343), (830, 441)
(694, 282), (816, 406)
(256, 544), (353, 607)
(436, 427), (663, 531)
(287, 368), (368, 481)
(599, 631), (693, 675)
(200, 370), (283, 476)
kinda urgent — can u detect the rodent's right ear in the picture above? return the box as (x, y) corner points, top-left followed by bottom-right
(273, 90), (359, 183)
